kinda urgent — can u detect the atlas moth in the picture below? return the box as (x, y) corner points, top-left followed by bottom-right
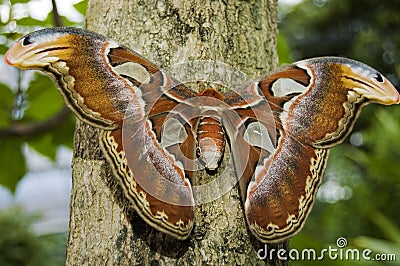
(5, 27), (399, 243)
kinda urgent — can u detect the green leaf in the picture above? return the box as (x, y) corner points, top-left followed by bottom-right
(26, 111), (75, 158)
(27, 133), (57, 161)
(0, 44), (9, 54)
(277, 33), (291, 65)
(23, 73), (64, 121)
(73, 0), (88, 15)
(16, 17), (46, 27)
(10, 0), (30, 4)
(0, 139), (27, 192)
(61, 15), (76, 27)
(0, 83), (15, 127)
(23, 114), (74, 161)
(371, 212), (400, 244)
(51, 114), (75, 149)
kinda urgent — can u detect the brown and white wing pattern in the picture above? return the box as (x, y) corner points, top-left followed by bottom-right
(243, 57), (399, 242)
(5, 27), (197, 239)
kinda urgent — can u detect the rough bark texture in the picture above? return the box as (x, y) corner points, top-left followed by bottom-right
(67, 0), (288, 265)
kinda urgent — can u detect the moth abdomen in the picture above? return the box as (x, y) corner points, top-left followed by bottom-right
(196, 113), (225, 171)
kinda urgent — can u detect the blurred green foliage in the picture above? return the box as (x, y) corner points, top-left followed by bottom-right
(0, 207), (67, 266)
(0, 1), (86, 263)
(279, 0), (400, 264)
(279, 0), (400, 86)
(0, 0), (87, 192)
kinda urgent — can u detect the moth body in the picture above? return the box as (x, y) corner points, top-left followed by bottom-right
(196, 110), (225, 171)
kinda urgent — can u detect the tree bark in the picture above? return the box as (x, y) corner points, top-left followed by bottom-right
(66, 0), (287, 265)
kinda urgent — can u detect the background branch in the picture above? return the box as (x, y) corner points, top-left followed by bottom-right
(0, 106), (71, 138)
(51, 0), (63, 27)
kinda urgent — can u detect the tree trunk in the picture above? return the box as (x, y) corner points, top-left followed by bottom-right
(66, 0), (287, 265)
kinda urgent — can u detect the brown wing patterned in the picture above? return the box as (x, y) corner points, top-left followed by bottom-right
(243, 57), (399, 242)
(100, 128), (195, 238)
(5, 27), (196, 239)
(245, 134), (328, 241)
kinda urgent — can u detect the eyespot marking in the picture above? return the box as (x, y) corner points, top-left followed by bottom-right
(374, 72), (384, 83)
(22, 36), (33, 46)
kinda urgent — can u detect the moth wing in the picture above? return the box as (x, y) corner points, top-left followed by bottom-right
(237, 64), (326, 243)
(5, 27), (197, 239)
(239, 57), (399, 242)
(91, 38), (199, 239)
